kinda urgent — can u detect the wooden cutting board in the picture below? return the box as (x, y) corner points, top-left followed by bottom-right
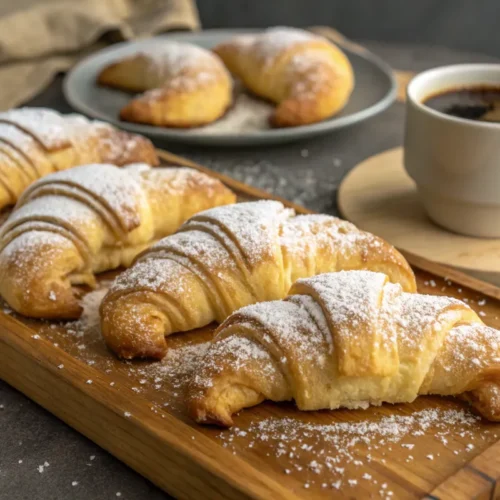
(1, 149), (500, 500)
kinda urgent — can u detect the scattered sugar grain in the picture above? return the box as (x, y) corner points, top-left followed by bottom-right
(218, 407), (478, 489)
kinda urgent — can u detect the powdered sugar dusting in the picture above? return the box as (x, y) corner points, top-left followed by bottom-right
(0, 231), (74, 284)
(139, 166), (224, 197)
(143, 341), (211, 390)
(20, 163), (146, 231)
(79, 288), (109, 331)
(218, 407), (482, 492)
(0, 108), (69, 150)
(242, 27), (320, 66)
(109, 257), (186, 293)
(0, 122), (39, 153)
(136, 42), (222, 78)
(118, 42), (229, 96)
(105, 203), (413, 341)
(183, 200), (292, 267)
(296, 271), (386, 335)
(192, 270), (500, 420)
(26, 265), (499, 496)
(187, 82), (273, 135)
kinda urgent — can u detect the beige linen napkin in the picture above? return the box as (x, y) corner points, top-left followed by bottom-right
(0, 0), (200, 110)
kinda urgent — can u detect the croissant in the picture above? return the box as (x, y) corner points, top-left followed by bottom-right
(189, 270), (500, 426)
(0, 107), (158, 211)
(100, 201), (415, 360)
(213, 27), (354, 127)
(97, 42), (232, 128)
(0, 164), (235, 318)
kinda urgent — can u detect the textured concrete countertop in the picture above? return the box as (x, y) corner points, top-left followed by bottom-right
(0, 42), (497, 500)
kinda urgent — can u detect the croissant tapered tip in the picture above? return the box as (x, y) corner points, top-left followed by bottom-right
(463, 380), (500, 422)
(112, 341), (168, 361)
(100, 294), (170, 360)
(0, 276), (83, 319)
(187, 395), (234, 428)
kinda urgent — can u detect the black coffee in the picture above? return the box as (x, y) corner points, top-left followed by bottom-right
(423, 85), (500, 123)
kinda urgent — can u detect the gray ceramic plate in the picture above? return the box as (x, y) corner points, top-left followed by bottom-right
(63, 29), (397, 146)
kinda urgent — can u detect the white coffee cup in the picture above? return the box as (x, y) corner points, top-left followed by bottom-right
(404, 64), (500, 238)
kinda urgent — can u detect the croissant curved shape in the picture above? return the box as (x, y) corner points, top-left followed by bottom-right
(97, 42), (232, 127)
(0, 164), (235, 318)
(100, 201), (415, 360)
(213, 27), (354, 127)
(0, 107), (158, 210)
(188, 270), (500, 427)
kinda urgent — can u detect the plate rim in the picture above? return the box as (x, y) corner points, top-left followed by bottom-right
(63, 28), (397, 146)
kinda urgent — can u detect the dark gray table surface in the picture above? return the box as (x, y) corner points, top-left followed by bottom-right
(0, 41), (498, 500)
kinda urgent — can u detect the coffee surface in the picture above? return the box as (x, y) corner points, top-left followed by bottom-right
(424, 86), (500, 123)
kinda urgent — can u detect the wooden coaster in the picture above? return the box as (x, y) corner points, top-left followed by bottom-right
(338, 147), (500, 285)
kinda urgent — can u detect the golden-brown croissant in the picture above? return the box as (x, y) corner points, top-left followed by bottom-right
(0, 163), (235, 319)
(189, 270), (500, 427)
(0, 107), (158, 210)
(97, 42), (232, 128)
(213, 27), (354, 127)
(100, 201), (415, 360)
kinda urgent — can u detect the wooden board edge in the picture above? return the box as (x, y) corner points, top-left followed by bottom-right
(0, 312), (300, 500)
(426, 435), (500, 499)
(157, 148), (500, 301)
(429, 462), (498, 499)
(400, 250), (500, 300)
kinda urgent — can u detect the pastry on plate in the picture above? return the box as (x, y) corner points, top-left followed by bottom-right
(189, 270), (500, 426)
(213, 27), (354, 127)
(0, 107), (158, 210)
(100, 201), (415, 360)
(0, 163), (235, 318)
(97, 42), (232, 128)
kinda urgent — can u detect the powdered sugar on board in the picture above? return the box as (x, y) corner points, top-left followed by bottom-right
(218, 406), (488, 494)
(4, 263), (499, 496)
